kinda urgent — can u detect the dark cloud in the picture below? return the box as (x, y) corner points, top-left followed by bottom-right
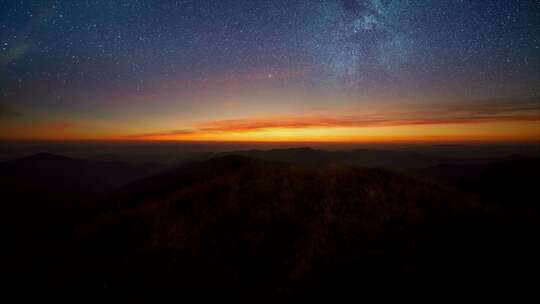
(126, 129), (196, 139)
(0, 104), (22, 118)
(41, 122), (77, 131)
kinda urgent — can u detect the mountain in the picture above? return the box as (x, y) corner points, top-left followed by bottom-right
(1, 151), (162, 186)
(5, 153), (539, 299)
(0, 152), (164, 209)
(0, 152), (164, 226)
(65, 155), (538, 298)
(419, 157), (540, 208)
(215, 147), (451, 169)
(1, 152), (164, 290)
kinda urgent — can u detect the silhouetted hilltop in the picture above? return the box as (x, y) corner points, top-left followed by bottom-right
(216, 147), (452, 169)
(0, 151), (164, 232)
(0, 151), (165, 228)
(1, 152), (162, 189)
(109, 155), (280, 208)
(1, 153), (107, 203)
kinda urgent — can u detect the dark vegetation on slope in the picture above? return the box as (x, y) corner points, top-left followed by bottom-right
(420, 156), (540, 209)
(0, 152), (163, 292)
(2, 150), (539, 300)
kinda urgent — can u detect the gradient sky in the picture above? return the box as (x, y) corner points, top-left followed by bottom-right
(1, 0), (539, 142)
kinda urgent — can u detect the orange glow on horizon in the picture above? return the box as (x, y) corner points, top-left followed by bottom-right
(2, 101), (539, 144)
(120, 120), (540, 144)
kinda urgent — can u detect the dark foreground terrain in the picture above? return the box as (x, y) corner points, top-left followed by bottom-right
(2, 148), (539, 300)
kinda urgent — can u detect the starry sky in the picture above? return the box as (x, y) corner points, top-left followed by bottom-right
(1, 0), (539, 142)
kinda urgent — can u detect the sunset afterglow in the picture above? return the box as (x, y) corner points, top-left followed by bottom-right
(1, 1), (539, 143)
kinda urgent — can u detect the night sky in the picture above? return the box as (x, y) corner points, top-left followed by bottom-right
(1, 0), (539, 142)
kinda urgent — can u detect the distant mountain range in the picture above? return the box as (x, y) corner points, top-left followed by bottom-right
(0, 152), (164, 211)
(215, 147), (451, 169)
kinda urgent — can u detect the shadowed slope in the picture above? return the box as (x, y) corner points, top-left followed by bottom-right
(74, 155), (535, 297)
(1, 152), (164, 290)
(5, 154), (538, 300)
(420, 157), (540, 208)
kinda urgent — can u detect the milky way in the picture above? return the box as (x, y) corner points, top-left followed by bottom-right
(0, 1), (539, 140)
(304, 0), (540, 95)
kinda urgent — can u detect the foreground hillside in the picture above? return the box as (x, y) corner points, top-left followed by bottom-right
(4, 154), (539, 300)
(0, 152), (164, 295)
(66, 156), (536, 297)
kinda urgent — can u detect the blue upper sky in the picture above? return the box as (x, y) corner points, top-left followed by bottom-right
(0, 0), (539, 141)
